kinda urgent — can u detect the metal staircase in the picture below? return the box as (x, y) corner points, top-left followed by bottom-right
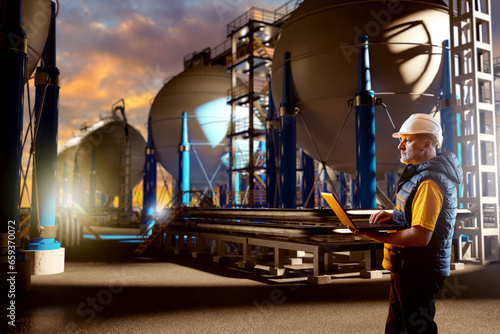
(252, 33), (272, 60)
(135, 190), (217, 255)
(134, 203), (185, 256)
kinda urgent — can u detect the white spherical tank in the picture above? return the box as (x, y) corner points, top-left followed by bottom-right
(56, 136), (80, 179)
(57, 117), (146, 200)
(150, 65), (231, 187)
(271, 0), (450, 176)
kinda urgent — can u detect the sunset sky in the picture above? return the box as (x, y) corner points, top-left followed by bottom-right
(51, 0), (500, 147)
(54, 0), (285, 144)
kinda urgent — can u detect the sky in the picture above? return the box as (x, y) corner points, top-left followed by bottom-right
(53, 0), (286, 144)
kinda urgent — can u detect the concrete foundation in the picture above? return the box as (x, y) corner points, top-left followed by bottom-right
(23, 248), (65, 275)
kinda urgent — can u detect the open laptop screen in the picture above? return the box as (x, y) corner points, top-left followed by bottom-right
(321, 192), (405, 231)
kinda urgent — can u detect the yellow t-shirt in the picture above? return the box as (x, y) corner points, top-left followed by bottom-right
(411, 179), (444, 231)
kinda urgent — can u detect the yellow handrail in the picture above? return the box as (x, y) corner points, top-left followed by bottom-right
(253, 101), (267, 123)
(19, 214), (30, 239)
(253, 34), (272, 59)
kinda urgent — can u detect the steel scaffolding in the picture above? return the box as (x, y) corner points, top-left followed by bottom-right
(450, 0), (499, 264)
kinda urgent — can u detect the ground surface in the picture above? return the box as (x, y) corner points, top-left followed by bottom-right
(2, 238), (500, 334)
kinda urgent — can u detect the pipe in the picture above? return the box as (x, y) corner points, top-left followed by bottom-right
(301, 151), (314, 208)
(178, 111), (190, 205)
(355, 35), (376, 209)
(181, 207), (339, 223)
(279, 51), (297, 209)
(27, 1), (61, 251)
(266, 78), (279, 208)
(440, 40), (454, 153)
(143, 116), (157, 218)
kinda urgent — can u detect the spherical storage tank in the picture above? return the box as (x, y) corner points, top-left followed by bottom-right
(150, 65), (232, 188)
(0, 0), (53, 76)
(272, 0), (450, 176)
(57, 115), (146, 202)
(22, 0), (53, 76)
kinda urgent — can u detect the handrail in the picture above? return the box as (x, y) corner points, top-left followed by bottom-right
(227, 7), (276, 35)
(274, 0), (304, 22)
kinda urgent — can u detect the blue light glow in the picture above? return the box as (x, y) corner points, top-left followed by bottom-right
(195, 97), (231, 148)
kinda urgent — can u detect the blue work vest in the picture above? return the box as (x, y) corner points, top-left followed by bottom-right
(383, 151), (463, 278)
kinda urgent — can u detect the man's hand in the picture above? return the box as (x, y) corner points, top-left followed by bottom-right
(348, 226), (379, 239)
(350, 222), (433, 247)
(369, 210), (393, 224)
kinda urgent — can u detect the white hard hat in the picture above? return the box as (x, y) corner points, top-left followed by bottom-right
(392, 113), (443, 148)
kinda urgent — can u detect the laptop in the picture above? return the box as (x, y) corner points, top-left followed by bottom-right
(321, 192), (406, 231)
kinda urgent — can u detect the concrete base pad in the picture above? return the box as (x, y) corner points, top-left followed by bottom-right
(285, 258), (303, 265)
(359, 270), (384, 279)
(191, 251), (210, 259)
(269, 267), (286, 276)
(23, 248), (65, 275)
(237, 261), (256, 269)
(307, 275), (332, 284)
(451, 262), (465, 270)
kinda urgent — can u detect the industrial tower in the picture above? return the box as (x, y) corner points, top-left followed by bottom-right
(450, 0), (499, 264)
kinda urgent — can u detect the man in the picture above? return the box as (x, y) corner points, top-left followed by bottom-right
(350, 113), (463, 334)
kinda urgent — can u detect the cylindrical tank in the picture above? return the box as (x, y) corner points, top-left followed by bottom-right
(272, 0), (450, 176)
(150, 65), (232, 188)
(57, 115), (146, 202)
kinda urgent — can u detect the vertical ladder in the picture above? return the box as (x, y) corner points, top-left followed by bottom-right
(450, 0), (499, 264)
(116, 101), (131, 226)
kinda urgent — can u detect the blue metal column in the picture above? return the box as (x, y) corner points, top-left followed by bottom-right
(301, 151), (314, 208)
(355, 35), (377, 209)
(266, 78), (279, 208)
(0, 0), (27, 272)
(339, 172), (348, 208)
(143, 116), (157, 218)
(440, 40), (454, 153)
(89, 150), (96, 208)
(178, 111), (190, 205)
(234, 169), (240, 206)
(27, 2), (61, 251)
(0, 0), (26, 231)
(279, 52), (297, 209)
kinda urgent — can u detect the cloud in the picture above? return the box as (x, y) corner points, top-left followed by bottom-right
(52, 1), (320, 146)
(56, 1), (283, 145)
